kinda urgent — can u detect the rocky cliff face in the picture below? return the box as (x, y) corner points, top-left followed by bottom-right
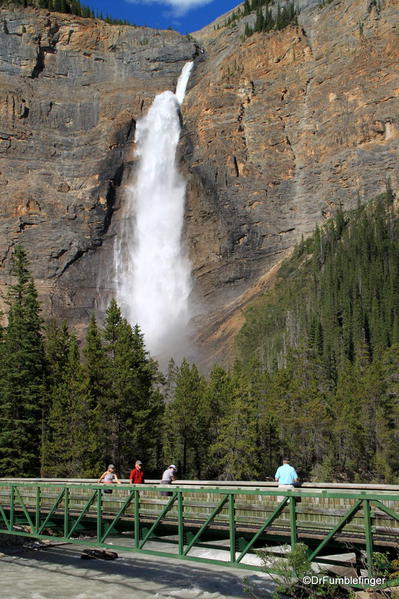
(0, 1), (398, 363)
(0, 7), (196, 334)
(183, 0), (399, 363)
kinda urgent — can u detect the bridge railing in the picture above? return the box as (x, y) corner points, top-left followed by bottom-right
(2, 478), (399, 491)
(0, 480), (398, 586)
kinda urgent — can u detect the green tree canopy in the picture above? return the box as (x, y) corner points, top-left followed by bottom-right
(0, 246), (45, 476)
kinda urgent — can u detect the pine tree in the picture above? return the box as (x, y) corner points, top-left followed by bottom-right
(244, 22), (253, 38)
(254, 7), (264, 32)
(371, 345), (399, 481)
(81, 315), (110, 474)
(164, 360), (205, 478)
(235, 192), (399, 480)
(68, 341), (97, 477)
(42, 323), (90, 476)
(102, 300), (163, 476)
(200, 365), (232, 478)
(164, 358), (178, 404)
(0, 246), (45, 476)
(211, 363), (260, 480)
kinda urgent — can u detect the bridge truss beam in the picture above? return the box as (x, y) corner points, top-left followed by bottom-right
(0, 481), (398, 589)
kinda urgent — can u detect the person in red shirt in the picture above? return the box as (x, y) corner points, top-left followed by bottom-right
(129, 460), (145, 484)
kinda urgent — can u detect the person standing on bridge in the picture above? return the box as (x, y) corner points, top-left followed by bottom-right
(160, 464), (177, 497)
(275, 457), (298, 500)
(129, 460), (145, 484)
(98, 464), (121, 493)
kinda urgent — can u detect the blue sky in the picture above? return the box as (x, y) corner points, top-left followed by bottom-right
(89, 0), (242, 33)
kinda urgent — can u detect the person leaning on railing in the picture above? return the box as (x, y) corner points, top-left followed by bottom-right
(275, 457), (299, 500)
(98, 464), (121, 494)
(160, 464), (177, 497)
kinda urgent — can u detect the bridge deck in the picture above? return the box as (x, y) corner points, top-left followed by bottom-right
(0, 479), (398, 588)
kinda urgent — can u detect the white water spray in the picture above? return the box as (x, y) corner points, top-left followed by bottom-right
(114, 62), (194, 360)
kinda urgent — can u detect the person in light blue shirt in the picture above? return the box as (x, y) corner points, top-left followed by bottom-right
(275, 457), (298, 488)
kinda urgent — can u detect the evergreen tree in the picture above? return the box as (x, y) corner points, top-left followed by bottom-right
(244, 22), (253, 38)
(81, 315), (110, 474)
(236, 191), (399, 481)
(0, 246), (45, 476)
(42, 323), (91, 476)
(1, 0), (135, 25)
(164, 360), (205, 478)
(102, 300), (163, 476)
(254, 7), (264, 32)
(200, 365), (232, 478)
(164, 358), (178, 404)
(211, 363), (260, 480)
(371, 345), (399, 481)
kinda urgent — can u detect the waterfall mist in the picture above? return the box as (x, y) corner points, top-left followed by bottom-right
(114, 62), (194, 364)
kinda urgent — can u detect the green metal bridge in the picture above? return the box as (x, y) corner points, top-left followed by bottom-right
(0, 479), (398, 586)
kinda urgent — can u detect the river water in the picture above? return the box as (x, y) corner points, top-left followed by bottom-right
(0, 543), (274, 599)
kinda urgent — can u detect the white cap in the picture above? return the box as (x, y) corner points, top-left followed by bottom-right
(169, 464), (177, 469)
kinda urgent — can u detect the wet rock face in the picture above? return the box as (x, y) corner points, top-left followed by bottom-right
(183, 0), (399, 362)
(0, 2), (399, 364)
(0, 7), (196, 323)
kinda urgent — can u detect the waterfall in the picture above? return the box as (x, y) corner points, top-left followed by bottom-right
(175, 62), (193, 104)
(114, 62), (194, 361)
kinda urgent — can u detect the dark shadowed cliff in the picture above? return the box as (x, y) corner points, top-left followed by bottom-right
(0, 0), (398, 362)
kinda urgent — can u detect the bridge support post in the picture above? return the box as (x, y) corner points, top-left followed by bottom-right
(363, 499), (374, 576)
(10, 485), (14, 530)
(134, 490), (140, 549)
(97, 489), (102, 543)
(64, 487), (69, 538)
(229, 493), (236, 564)
(289, 495), (297, 549)
(178, 491), (184, 556)
(35, 486), (41, 533)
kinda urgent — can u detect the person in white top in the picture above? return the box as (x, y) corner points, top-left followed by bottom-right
(160, 464), (177, 496)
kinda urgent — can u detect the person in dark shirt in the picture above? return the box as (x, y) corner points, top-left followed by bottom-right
(129, 460), (145, 484)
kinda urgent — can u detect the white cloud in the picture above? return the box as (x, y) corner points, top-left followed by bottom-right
(125, 0), (215, 17)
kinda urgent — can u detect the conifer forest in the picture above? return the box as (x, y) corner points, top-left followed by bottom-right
(1, 190), (399, 483)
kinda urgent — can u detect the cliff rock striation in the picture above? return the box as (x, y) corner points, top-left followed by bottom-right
(183, 0), (399, 363)
(0, 7), (196, 332)
(0, 1), (398, 363)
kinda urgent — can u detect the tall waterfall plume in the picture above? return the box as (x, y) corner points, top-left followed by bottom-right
(114, 62), (194, 362)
